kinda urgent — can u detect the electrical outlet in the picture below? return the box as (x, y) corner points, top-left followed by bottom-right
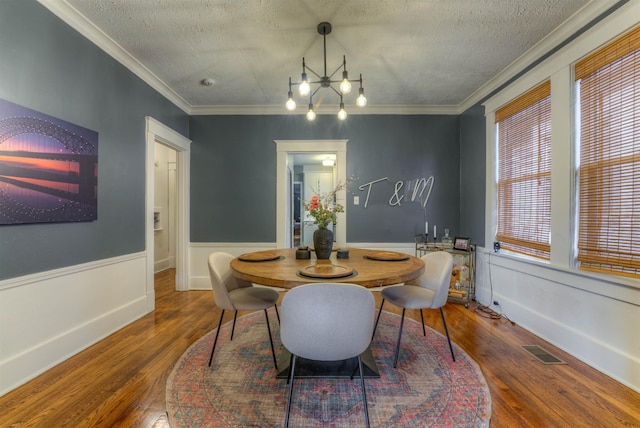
(493, 300), (500, 306)
(353, 196), (359, 205)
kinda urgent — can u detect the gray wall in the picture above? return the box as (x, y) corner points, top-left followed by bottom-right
(0, 1), (189, 280)
(190, 114), (462, 243)
(0, 0), (486, 281)
(459, 104), (486, 247)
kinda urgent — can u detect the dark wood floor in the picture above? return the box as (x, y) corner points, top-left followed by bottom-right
(2, 269), (639, 427)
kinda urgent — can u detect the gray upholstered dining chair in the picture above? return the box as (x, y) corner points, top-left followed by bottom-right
(372, 250), (455, 367)
(281, 283), (375, 428)
(207, 251), (280, 369)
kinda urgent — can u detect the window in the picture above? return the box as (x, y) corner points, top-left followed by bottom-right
(575, 26), (640, 277)
(495, 81), (552, 260)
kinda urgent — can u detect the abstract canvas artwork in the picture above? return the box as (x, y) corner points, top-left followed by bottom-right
(0, 98), (98, 225)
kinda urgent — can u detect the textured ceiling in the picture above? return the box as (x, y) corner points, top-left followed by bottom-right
(43, 0), (611, 114)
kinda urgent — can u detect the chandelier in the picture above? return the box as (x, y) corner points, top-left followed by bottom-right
(286, 22), (367, 121)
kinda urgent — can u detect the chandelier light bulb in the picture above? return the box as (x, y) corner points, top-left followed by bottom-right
(340, 71), (352, 94)
(286, 91), (296, 111)
(356, 87), (367, 107)
(299, 72), (310, 96)
(306, 104), (316, 121)
(337, 103), (348, 120)
(299, 81), (310, 96)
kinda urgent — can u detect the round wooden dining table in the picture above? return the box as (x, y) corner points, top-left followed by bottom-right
(230, 247), (424, 289)
(230, 247), (424, 379)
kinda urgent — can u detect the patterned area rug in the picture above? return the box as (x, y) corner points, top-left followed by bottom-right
(166, 309), (491, 427)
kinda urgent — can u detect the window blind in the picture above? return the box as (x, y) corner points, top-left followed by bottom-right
(575, 25), (640, 277)
(495, 81), (552, 259)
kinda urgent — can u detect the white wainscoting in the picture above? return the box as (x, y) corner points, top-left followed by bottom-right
(189, 242), (416, 290)
(4, 243), (637, 396)
(474, 246), (640, 393)
(189, 242), (278, 290)
(0, 253), (149, 396)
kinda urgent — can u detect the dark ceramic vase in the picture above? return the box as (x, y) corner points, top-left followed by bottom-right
(313, 227), (334, 259)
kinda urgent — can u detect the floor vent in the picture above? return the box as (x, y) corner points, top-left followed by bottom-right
(520, 345), (567, 365)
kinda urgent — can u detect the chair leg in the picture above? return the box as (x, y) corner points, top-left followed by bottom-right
(393, 308), (406, 368)
(274, 304), (280, 323)
(440, 307), (456, 361)
(264, 309), (278, 370)
(286, 353), (294, 385)
(284, 355), (298, 428)
(208, 309), (225, 367)
(349, 356), (359, 380)
(371, 299), (385, 340)
(357, 355), (370, 428)
(230, 311), (238, 341)
(420, 309), (426, 336)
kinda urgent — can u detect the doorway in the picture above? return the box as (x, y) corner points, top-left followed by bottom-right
(153, 142), (177, 273)
(145, 117), (191, 311)
(274, 140), (348, 249)
(288, 153), (337, 248)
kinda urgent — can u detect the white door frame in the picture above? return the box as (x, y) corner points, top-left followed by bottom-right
(274, 140), (348, 249)
(146, 117), (191, 308)
(286, 165), (293, 247)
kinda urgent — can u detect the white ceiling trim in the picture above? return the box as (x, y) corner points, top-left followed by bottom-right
(189, 104), (461, 116)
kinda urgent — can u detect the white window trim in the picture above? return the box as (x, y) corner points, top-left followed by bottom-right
(483, 2), (640, 285)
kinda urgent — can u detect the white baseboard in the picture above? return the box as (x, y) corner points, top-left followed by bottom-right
(154, 257), (173, 273)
